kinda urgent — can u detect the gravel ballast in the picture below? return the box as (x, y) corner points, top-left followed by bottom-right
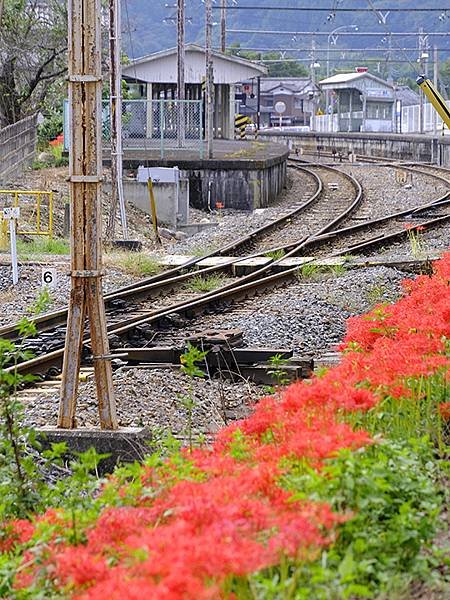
(19, 264), (412, 437)
(179, 266), (409, 357)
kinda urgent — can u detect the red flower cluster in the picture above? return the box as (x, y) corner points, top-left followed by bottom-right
(5, 253), (450, 598)
(49, 133), (64, 147)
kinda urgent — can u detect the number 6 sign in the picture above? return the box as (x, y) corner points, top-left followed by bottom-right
(41, 267), (57, 289)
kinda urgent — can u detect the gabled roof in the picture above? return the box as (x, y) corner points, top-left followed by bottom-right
(319, 71), (393, 89)
(126, 44), (267, 76)
(395, 84), (420, 106)
(260, 77), (312, 94)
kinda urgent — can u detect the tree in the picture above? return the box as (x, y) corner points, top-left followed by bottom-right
(0, 0), (67, 126)
(264, 55), (308, 78)
(229, 45), (309, 79)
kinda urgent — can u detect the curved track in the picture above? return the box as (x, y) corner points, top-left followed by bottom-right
(4, 159), (450, 380)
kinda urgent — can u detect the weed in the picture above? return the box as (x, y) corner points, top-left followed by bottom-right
(27, 287), (53, 315)
(16, 237), (69, 257)
(185, 273), (227, 293)
(191, 244), (218, 257)
(297, 262), (322, 280)
(366, 282), (399, 307)
(267, 353), (291, 388)
(250, 437), (443, 600)
(107, 252), (163, 277)
(405, 224), (427, 258)
(179, 343), (209, 452)
(265, 249), (285, 261)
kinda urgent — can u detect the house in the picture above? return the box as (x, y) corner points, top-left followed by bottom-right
(121, 44), (267, 140)
(236, 77), (320, 128)
(319, 71), (395, 133)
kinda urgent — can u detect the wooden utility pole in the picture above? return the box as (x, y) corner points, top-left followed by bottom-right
(106, 0), (128, 240)
(177, 0), (185, 147)
(220, 0), (226, 53)
(205, 0), (213, 159)
(59, 0), (118, 430)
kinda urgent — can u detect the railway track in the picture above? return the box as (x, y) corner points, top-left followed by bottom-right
(218, 163), (361, 256)
(4, 159), (450, 381)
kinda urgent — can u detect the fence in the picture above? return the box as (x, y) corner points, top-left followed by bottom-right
(0, 190), (53, 238)
(0, 113), (38, 180)
(315, 101), (450, 135)
(401, 100), (450, 134)
(64, 99), (205, 158)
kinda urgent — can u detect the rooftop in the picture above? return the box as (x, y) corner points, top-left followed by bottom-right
(319, 71), (394, 89)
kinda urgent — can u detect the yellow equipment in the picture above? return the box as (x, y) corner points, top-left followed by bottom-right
(416, 75), (450, 130)
(0, 190), (53, 238)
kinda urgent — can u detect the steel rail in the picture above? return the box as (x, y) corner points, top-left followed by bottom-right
(9, 209), (448, 380)
(0, 165), (321, 342)
(8, 166), (364, 378)
(5, 160), (449, 377)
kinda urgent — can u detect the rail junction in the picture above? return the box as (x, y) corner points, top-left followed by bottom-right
(3, 158), (449, 439)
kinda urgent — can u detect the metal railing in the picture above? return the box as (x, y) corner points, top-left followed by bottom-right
(64, 99), (205, 158)
(0, 190), (53, 237)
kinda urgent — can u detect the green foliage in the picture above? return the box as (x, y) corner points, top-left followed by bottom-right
(180, 343), (208, 379)
(267, 353), (291, 388)
(250, 437), (443, 599)
(27, 287), (53, 315)
(108, 251), (163, 277)
(179, 343), (209, 452)
(37, 112), (63, 150)
(351, 370), (450, 455)
(16, 237), (69, 257)
(185, 273), (228, 293)
(0, 0), (67, 126)
(265, 249), (286, 261)
(297, 262), (347, 280)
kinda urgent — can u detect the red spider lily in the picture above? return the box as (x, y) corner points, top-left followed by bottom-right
(8, 251), (450, 599)
(439, 402), (450, 421)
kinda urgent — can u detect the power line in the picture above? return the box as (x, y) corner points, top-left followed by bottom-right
(259, 58), (438, 64)
(227, 30), (450, 37)
(214, 5), (450, 12)
(223, 47), (450, 53)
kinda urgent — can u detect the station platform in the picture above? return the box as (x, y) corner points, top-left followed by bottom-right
(105, 139), (289, 211)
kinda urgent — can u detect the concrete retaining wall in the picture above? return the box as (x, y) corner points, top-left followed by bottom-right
(110, 179), (189, 228)
(0, 114), (38, 180)
(120, 141), (289, 211)
(259, 130), (450, 167)
(185, 159), (287, 211)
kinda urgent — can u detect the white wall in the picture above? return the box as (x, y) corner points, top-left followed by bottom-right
(123, 50), (264, 85)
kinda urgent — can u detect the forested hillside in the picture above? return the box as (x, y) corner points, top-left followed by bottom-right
(124, 0), (449, 58)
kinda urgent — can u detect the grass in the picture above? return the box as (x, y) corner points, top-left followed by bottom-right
(105, 252), (163, 277)
(297, 261), (347, 280)
(264, 249), (285, 261)
(16, 237), (69, 258)
(190, 244), (219, 258)
(185, 273), (228, 293)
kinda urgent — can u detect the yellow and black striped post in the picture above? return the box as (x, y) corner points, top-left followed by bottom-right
(235, 113), (249, 139)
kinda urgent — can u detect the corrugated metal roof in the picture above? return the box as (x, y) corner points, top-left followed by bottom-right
(319, 72), (393, 89)
(319, 73), (365, 84)
(126, 44), (267, 76)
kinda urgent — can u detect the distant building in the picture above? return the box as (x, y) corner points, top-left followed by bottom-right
(122, 44), (267, 139)
(237, 77), (320, 128)
(319, 72), (395, 133)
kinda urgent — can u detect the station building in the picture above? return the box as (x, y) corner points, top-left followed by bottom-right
(319, 71), (395, 133)
(122, 44), (267, 140)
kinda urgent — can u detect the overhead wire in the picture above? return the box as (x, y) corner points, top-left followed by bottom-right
(364, 0), (423, 77)
(123, 0), (151, 168)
